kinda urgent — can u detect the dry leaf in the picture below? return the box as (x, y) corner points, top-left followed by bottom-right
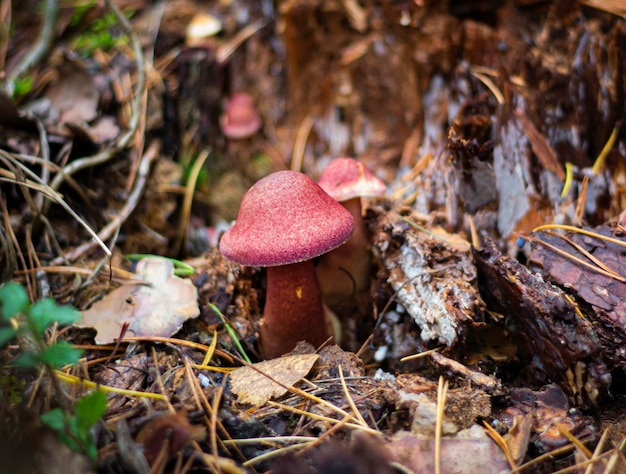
(44, 59), (100, 126)
(230, 354), (319, 406)
(387, 427), (510, 474)
(136, 411), (204, 466)
(78, 257), (199, 344)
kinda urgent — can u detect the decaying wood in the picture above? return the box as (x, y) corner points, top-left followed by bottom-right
(529, 225), (626, 373)
(370, 204), (484, 347)
(474, 240), (611, 405)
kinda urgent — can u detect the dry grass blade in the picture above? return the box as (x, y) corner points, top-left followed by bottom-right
(532, 224), (626, 249)
(468, 214), (480, 249)
(553, 421), (593, 459)
(579, 0), (626, 19)
(604, 437), (626, 473)
(224, 436), (318, 446)
(298, 413), (356, 455)
(53, 141), (158, 263)
(266, 400), (380, 436)
(435, 376), (448, 474)
(470, 70), (504, 105)
(525, 234), (626, 283)
(120, 336), (234, 362)
(400, 346), (442, 362)
(290, 114), (315, 172)
(574, 175), (589, 226)
(201, 329), (219, 367)
(242, 441), (313, 467)
(55, 370), (169, 401)
(186, 359), (242, 462)
(338, 364), (370, 428)
(585, 429), (609, 474)
(216, 18), (266, 63)
(16, 264), (140, 281)
(0, 196), (17, 280)
(0, 150), (112, 259)
(482, 420), (517, 470)
(540, 229), (622, 279)
(174, 150), (210, 254)
(151, 347), (175, 412)
(549, 450), (614, 474)
(592, 125), (619, 175)
(510, 439), (594, 473)
(469, 65), (526, 87)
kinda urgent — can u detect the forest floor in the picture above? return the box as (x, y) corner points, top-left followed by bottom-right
(1, 1), (626, 473)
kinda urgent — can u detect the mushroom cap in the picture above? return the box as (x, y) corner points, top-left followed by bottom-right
(219, 93), (261, 139)
(317, 157), (386, 202)
(185, 12), (222, 45)
(219, 171), (354, 266)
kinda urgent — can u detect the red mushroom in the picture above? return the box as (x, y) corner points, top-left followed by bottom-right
(219, 170), (354, 359)
(316, 157), (386, 310)
(219, 93), (261, 139)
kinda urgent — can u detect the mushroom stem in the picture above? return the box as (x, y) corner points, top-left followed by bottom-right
(261, 260), (331, 358)
(317, 197), (371, 308)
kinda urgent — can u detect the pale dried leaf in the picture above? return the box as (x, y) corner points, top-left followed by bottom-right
(78, 257), (199, 344)
(230, 354), (319, 406)
(44, 59), (100, 125)
(387, 427), (510, 474)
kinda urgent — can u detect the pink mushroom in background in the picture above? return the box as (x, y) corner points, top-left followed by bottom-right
(219, 170), (354, 359)
(219, 92), (261, 139)
(316, 157), (386, 310)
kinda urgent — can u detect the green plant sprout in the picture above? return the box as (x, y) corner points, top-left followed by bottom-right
(0, 282), (82, 368)
(125, 254), (195, 276)
(208, 303), (251, 364)
(11, 75), (33, 100)
(70, 8), (133, 56)
(0, 282), (105, 462)
(40, 389), (108, 463)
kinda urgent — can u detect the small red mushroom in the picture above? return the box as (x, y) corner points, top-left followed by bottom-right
(219, 170), (354, 359)
(219, 93), (261, 139)
(316, 157), (386, 310)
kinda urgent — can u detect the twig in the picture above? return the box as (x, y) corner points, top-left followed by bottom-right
(51, 141), (158, 263)
(4, 0), (58, 88)
(0, 150), (103, 263)
(48, 0), (146, 194)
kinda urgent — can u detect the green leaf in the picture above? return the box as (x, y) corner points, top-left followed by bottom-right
(85, 442), (98, 463)
(40, 408), (67, 431)
(12, 351), (38, 368)
(57, 431), (80, 454)
(0, 283), (30, 321)
(0, 326), (18, 347)
(75, 390), (107, 433)
(37, 342), (82, 368)
(29, 299), (80, 336)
